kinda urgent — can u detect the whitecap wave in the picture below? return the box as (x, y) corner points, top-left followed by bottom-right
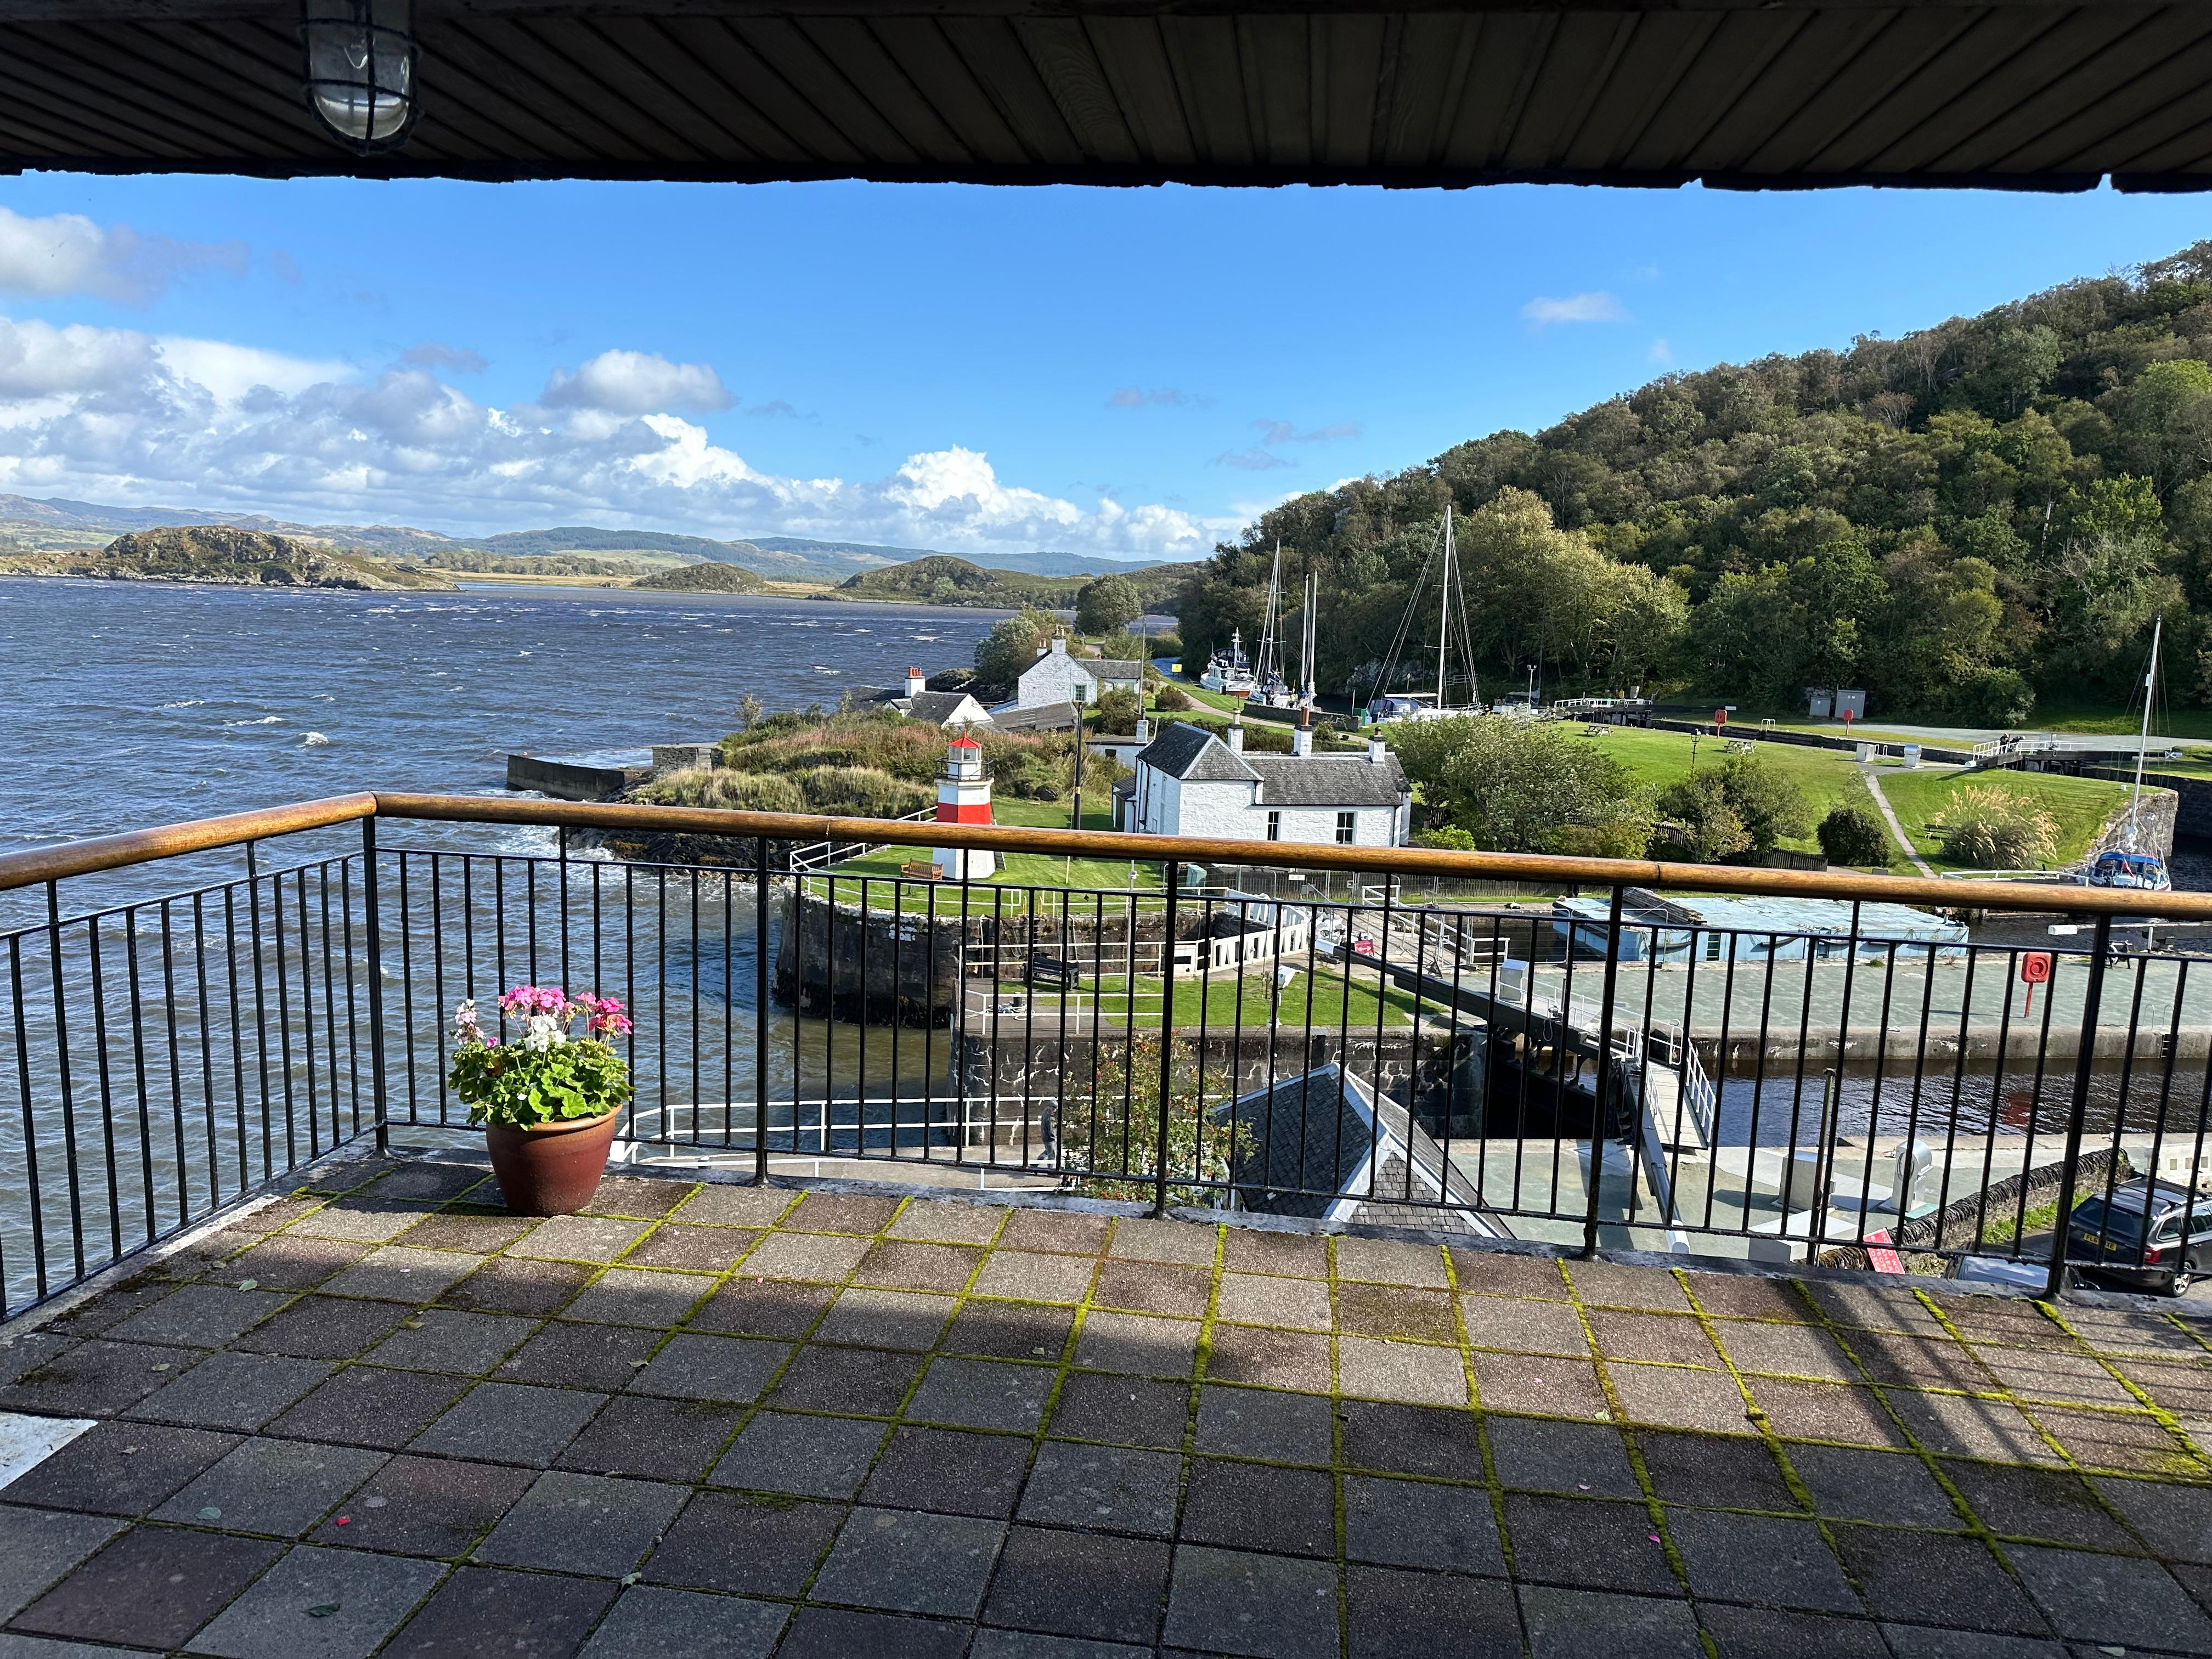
(301, 731), (331, 747)
(224, 715), (284, 726)
(159, 698), (206, 709)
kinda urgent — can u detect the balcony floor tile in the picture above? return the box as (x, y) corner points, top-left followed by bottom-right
(10, 1160), (2212, 1659)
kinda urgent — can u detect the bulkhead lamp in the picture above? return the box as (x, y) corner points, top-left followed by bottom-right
(300, 1), (418, 153)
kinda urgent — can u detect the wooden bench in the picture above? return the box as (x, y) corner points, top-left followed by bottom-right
(901, 860), (943, 882)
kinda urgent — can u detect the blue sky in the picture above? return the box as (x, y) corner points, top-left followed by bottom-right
(0, 173), (2204, 560)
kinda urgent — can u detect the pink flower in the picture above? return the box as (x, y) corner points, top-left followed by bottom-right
(499, 984), (571, 1019)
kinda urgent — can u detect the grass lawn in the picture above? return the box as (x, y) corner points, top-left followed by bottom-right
(1576, 725), (1892, 862)
(1875, 769), (2139, 870)
(1059, 961), (1422, 1028)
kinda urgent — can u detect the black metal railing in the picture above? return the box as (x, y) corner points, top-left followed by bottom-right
(2, 792), (2209, 1318)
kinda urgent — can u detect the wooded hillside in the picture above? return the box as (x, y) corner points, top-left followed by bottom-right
(1183, 241), (2212, 723)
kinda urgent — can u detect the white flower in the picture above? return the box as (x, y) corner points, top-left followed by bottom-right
(522, 1013), (567, 1053)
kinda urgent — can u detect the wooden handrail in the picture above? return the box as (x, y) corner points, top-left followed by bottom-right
(0, 794), (378, 894)
(370, 792), (2212, 921)
(4, 787), (2209, 921)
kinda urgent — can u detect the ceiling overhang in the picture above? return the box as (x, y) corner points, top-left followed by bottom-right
(0, 2), (2205, 189)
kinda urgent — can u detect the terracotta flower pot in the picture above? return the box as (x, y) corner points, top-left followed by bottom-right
(484, 1109), (623, 1216)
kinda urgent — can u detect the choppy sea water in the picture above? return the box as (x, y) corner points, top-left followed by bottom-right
(1, 578), (1000, 861)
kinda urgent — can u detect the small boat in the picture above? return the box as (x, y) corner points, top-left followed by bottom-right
(2076, 614), (2171, 891)
(1251, 544), (1297, 708)
(1366, 504), (1482, 725)
(1199, 627), (1257, 697)
(2086, 850), (2171, 892)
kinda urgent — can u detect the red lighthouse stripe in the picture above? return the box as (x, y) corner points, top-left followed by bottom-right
(938, 802), (993, 824)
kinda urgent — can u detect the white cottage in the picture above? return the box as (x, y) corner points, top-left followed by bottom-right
(1013, 636), (1144, 709)
(1121, 721), (1410, 848)
(877, 666), (995, 729)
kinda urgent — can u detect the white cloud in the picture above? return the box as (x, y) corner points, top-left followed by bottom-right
(539, 348), (731, 414)
(1109, 386), (1210, 409)
(0, 207), (246, 306)
(0, 312), (1215, 558)
(403, 341), (488, 375)
(155, 336), (352, 403)
(1648, 338), (1673, 364)
(1521, 291), (1628, 326)
(1254, 418), (1362, 445)
(1213, 447), (1294, 472)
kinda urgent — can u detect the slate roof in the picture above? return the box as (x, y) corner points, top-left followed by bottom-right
(1136, 726), (1408, 807)
(1246, 754), (1407, 808)
(1088, 659), (1146, 681)
(1135, 723), (1260, 783)
(900, 691), (990, 727)
(1218, 1063), (1504, 1234)
(991, 701), (1081, 732)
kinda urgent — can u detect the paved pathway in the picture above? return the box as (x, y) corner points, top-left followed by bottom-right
(1861, 766), (1936, 878)
(0, 1154), (2208, 1657)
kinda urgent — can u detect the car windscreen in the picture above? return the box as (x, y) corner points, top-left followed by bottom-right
(2070, 1198), (2145, 1244)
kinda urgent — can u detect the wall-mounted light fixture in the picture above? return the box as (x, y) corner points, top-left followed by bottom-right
(300, 1), (418, 153)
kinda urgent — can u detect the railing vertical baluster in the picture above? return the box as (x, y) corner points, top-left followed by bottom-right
(86, 915), (122, 1258)
(397, 853), (417, 1126)
(1153, 860), (1181, 1217)
(363, 819), (391, 1156)
(11, 934), (49, 1299)
(723, 870), (735, 1149)
(45, 883), (84, 1279)
(1580, 883), (1626, 1260)
(159, 901), (190, 1223)
(690, 868), (702, 1149)
(2045, 913), (2114, 1301)
(338, 861), (360, 1142)
(223, 884), (249, 1190)
(754, 837), (770, 1181)
(273, 868), (299, 1167)
(191, 893), (219, 1214)
(558, 827), (572, 990)
(123, 910), (156, 1241)
(318, 867), (340, 1151)
(245, 843), (272, 1182)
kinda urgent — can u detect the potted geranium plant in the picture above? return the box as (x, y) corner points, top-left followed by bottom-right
(450, 985), (634, 1215)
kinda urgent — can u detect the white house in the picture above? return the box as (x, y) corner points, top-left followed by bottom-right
(878, 666), (994, 729)
(1014, 636), (1143, 710)
(1120, 721), (1411, 848)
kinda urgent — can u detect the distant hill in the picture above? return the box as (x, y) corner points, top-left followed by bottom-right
(836, 556), (1077, 607)
(837, 554), (1202, 613)
(0, 492), (1193, 592)
(0, 525), (460, 591)
(631, 561), (764, 593)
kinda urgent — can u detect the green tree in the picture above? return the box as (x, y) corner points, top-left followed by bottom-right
(1816, 804), (1892, 868)
(1093, 687), (1141, 731)
(972, 608), (1058, 699)
(1390, 716), (1651, 856)
(1075, 573), (1143, 635)
(1654, 754), (1809, 862)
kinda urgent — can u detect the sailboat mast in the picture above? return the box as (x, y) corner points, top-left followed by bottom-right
(1435, 506), (1453, 706)
(2131, 613), (2161, 842)
(1291, 575), (1309, 703)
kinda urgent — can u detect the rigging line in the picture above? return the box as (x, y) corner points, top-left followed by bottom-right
(1371, 516), (1444, 703)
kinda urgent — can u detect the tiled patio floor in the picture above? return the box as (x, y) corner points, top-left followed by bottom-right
(0, 1154), (2209, 1658)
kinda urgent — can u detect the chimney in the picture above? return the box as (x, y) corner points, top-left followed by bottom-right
(1048, 635), (1067, 656)
(1135, 714), (1151, 743)
(1291, 710), (1313, 758)
(905, 665), (927, 698)
(1226, 715), (1244, 755)
(1368, 735), (1387, 766)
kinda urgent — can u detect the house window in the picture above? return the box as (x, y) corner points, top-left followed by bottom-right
(1266, 810), (1281, 842)
(1335, 811), (1356, 845)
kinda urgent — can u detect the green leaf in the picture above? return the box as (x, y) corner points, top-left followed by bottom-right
(306, 1602), (341, 1618)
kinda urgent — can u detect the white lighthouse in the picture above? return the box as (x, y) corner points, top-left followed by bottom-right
(934, 732), (995, 881)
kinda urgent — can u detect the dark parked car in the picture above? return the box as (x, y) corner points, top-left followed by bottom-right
(2067, 1178), (2212, 1295)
